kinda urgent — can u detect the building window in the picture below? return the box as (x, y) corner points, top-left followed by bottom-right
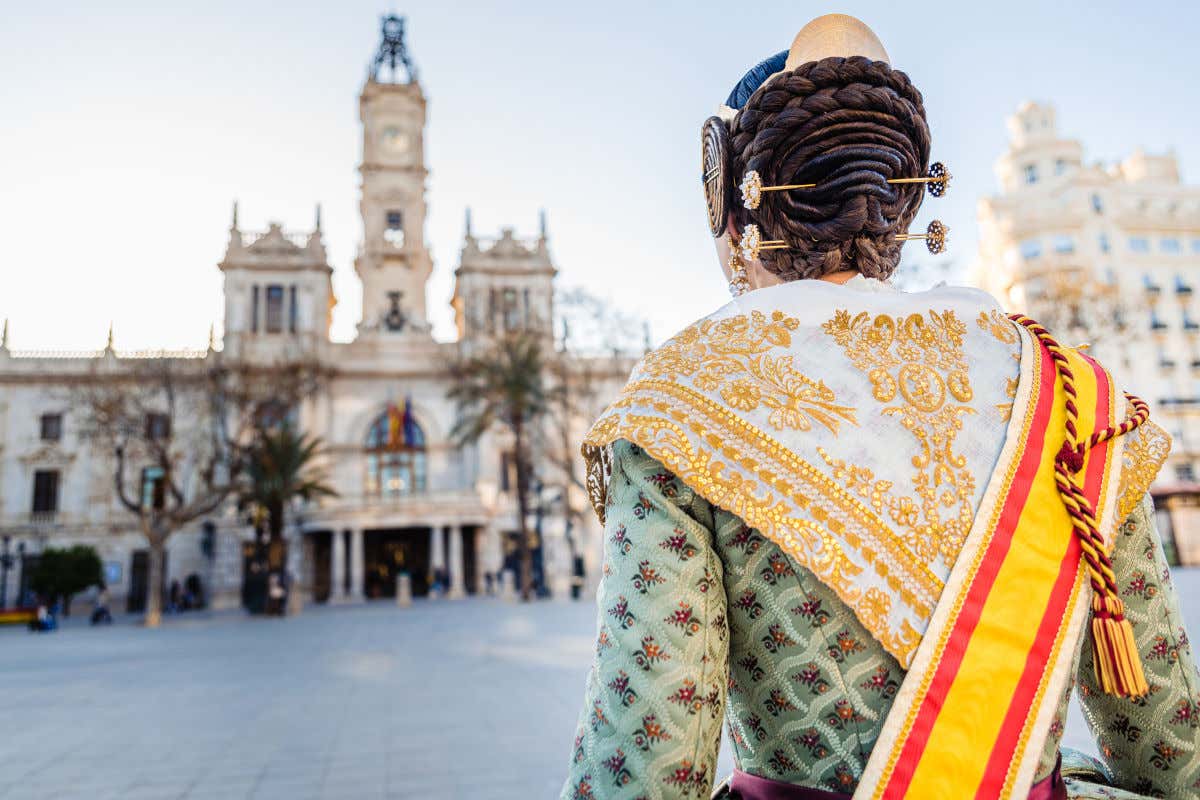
(288, 286), (298, 333)
(31, 469), (59, 514)
(1053, 235), (1075, 254)
(1129, 237), (1150, 253)
(251, 285), (260, 333)
(1098, 233), (1110, 253)
(1019, 239), (1042, 259)
(1192, 239), (1200, 254)
(39, 413), (63, 442)
(500, 451), (518, 493)
(140, 466), (165, 510)
(255, 400), (295, 431)
(385, 210), (405, 247)
(1023, 164), (1038, 184)
(1091, 194), (1104, 214)
(1175, 463), (1195, 483)
(265, 285), (285, 333)
(365, 408), (426, 497)
(1151, 309), (1168, 331)
(502, 288), (520, 331)
(1054, 158), (1067, 176)
(1162, 238), (1182, 254)
(145, 412), (171, 441)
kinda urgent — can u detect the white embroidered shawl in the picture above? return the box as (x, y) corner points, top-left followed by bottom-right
(584, 277), (1033, 666)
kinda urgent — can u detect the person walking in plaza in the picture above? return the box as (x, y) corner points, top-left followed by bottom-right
(90, 582), (112, 625)
(562, 14), (1200, 799)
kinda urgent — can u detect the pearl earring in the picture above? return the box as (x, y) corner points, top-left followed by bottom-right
(726, 234), (750, 297)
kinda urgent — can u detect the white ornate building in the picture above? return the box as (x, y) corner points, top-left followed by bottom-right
(974, 102), (1200, 564)
(0, 18), (630, 611)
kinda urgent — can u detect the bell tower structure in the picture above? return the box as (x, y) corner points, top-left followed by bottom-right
(355, 16), (433, 336)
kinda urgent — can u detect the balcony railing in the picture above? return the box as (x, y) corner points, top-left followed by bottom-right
(1159, 397), (1200, 407)
(243, 228), (310, 249)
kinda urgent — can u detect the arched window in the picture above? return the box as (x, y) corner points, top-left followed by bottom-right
(365, 408), (427, 497)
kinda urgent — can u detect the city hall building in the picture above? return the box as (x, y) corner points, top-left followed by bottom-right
(0, 19), (631, 611)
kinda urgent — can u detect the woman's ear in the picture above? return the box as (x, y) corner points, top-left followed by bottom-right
(724, 212), (739, 243)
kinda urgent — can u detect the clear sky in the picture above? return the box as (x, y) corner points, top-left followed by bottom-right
(2, 1), (1197, 350)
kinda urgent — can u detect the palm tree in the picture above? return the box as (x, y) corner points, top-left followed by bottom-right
(447, 332), (553, 601)
(238, 421), (337, 582)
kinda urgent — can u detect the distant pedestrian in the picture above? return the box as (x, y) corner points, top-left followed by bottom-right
(90, 584), (112, 625)
(29, 600), (55, 632)
(168, 580), (182, 613)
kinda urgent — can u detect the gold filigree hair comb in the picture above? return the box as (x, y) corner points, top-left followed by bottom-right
(895, 219), (949, 254)
(739, 162), (951, 210)
(738, 224), (788, 261)
(885, 162), (951, 198)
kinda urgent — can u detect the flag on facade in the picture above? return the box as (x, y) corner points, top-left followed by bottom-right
(387, 402), (403, 449)
(386, 396), (419, 449)
(402, 395), (419, 447)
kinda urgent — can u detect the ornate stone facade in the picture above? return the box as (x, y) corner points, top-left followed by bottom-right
(0, 19), (631, 611)
(973, 101), (1200, 564)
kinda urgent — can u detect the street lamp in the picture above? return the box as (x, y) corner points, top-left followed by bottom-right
(0, 535), (15, 608)
(201, 520), (216, 610)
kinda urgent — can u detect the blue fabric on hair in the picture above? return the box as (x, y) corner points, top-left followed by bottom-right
(723, 50), (789, 110)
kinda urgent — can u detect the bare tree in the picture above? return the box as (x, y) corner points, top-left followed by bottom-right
(75, 356), (322, 627)
(1019, 265), (1140, 347)
(537, 290), (647, 592)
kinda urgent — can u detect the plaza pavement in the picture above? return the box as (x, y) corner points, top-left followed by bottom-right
(0, 570), (1197, 800)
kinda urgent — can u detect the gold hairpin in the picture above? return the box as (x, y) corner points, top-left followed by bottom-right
(739, 224), (788, 261)
(740, 170), (816, 210)
(886, 161), (952, 198)
(740, 161), (951, 210)
(895, 219), (949, 254)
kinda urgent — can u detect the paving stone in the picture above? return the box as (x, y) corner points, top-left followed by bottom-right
(1, 584), (1198, 798)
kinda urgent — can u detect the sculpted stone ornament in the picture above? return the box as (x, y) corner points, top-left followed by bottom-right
(383, 291), (408, 332)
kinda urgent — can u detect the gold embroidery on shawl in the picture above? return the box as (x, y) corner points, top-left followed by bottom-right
(581, 376), (934, 659)
(640, 310), (857, 434)
(977, 310), (1020, 421)
(1115, 418), (1170, 524)
(585, 441), (614, 525)
(822, 310), (978, 564)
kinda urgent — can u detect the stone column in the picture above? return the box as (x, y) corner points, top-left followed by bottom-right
(349, 529), (365, 600)
(430, 527), (446, 596)
(330, 530), (346, 603)
(448, 526), (465, 599)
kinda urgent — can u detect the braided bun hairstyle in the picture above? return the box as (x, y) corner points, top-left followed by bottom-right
(729, 55), (930, 281)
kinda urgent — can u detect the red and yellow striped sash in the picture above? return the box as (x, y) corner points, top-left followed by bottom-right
(858, 320), (1129, 799)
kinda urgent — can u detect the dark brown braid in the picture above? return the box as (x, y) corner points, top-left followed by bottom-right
(730, 56), (931, 280)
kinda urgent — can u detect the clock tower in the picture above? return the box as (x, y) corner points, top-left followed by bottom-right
(355, 16), (433, 336)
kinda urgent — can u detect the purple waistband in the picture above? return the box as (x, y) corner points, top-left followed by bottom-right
(727, 754), (1066, 800)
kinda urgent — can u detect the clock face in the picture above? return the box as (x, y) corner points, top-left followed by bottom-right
(381, 126), (410, 156)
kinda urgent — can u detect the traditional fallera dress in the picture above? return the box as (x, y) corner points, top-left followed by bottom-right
(561, 277), (1200, 800)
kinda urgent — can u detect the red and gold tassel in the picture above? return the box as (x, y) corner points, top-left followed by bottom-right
(1089, 594), (1149, 697)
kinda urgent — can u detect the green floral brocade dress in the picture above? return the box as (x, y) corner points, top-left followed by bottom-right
(561, 439), (1200, 800)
